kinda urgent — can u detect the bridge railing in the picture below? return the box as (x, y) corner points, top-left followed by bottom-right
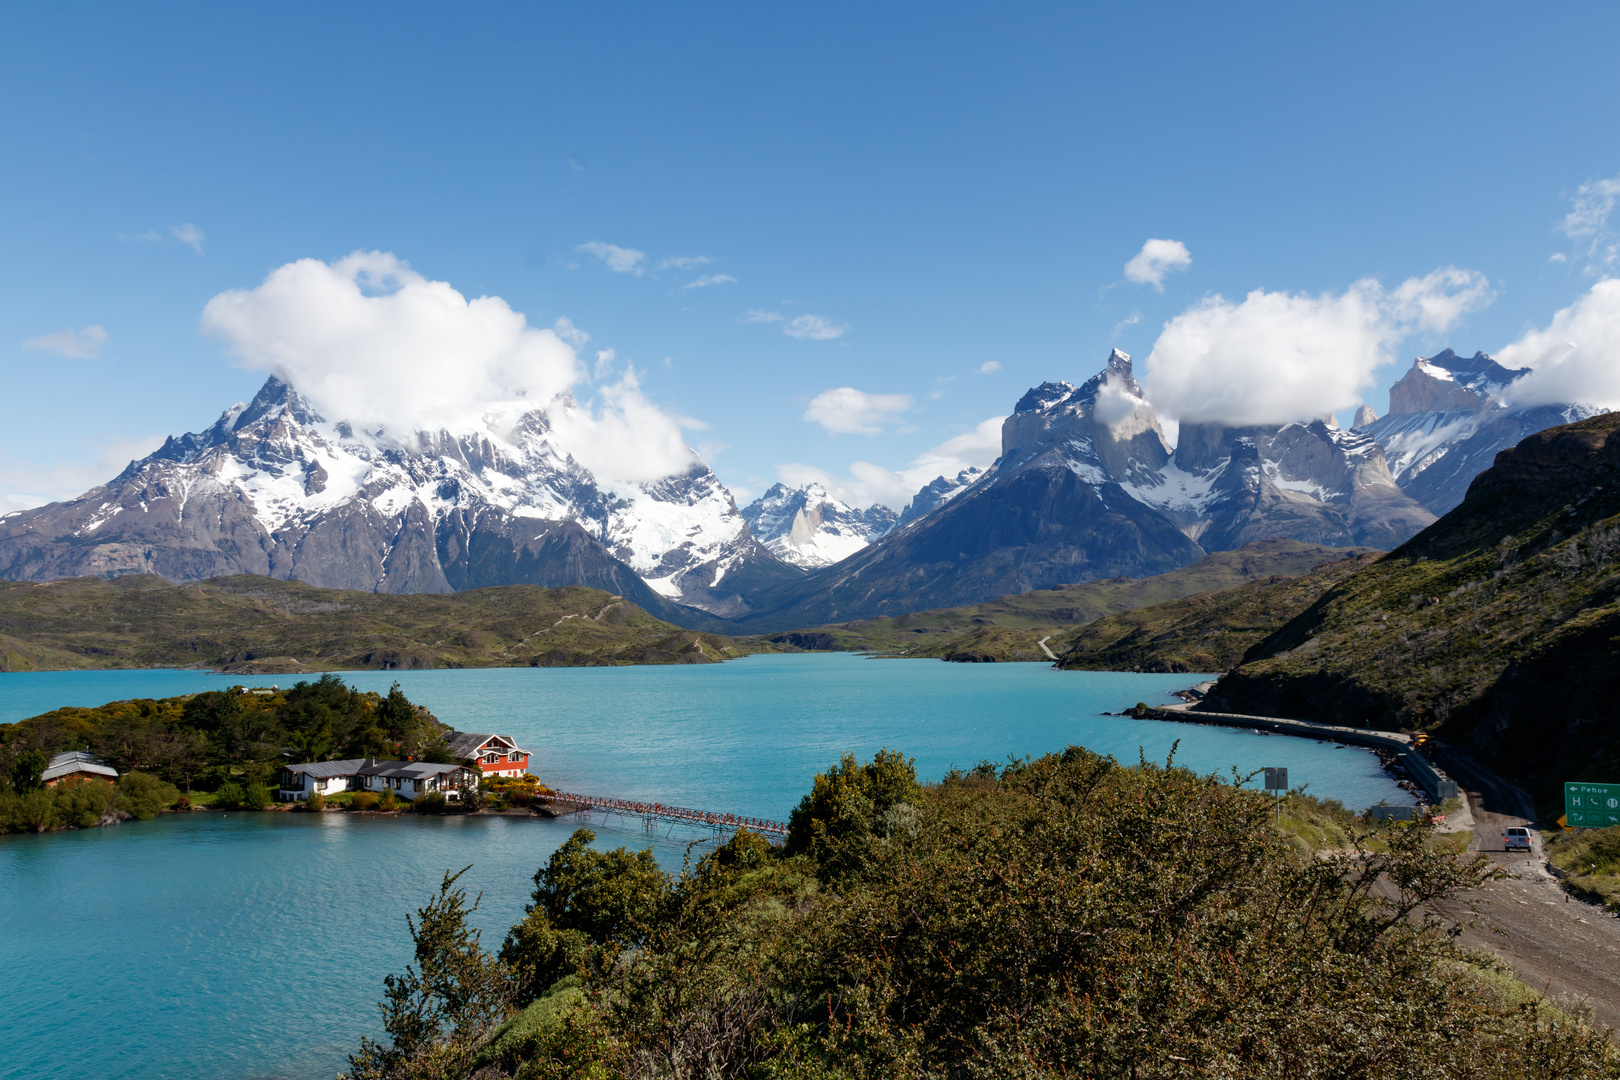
(542, 790), (789, 837)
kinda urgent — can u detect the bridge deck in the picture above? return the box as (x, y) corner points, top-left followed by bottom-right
(542, 790), (788, 837)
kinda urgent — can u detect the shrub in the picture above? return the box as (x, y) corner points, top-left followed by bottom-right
(55, 779), (119, 828)
(414, 791), (448, 815)
(117, 772), (179, 820)
(175, 793), (192, 812)
(306, 790), (325, 811)
(378, 789), (398, 812)
(351, 791), (379, 811)
(215, 781), (246, 808)
(244, 783), (272, 811)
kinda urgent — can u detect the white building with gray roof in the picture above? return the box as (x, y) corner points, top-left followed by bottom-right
(277, 758), (478, 802)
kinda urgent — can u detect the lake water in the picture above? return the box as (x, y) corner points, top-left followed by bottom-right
(0, 656), (1406, 1079)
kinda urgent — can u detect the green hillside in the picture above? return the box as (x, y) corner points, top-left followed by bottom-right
(755, 539), (1376, 662)
(1203, 412), (1620, 812)
(0, 575), (745, 673)
(1052, 552), (1379, 673)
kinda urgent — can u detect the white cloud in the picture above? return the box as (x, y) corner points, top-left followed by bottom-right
(1559, 174), (1620, 274)
(117, 224), (206, 253)
(742, 309), (784, 323)
(1142, 267), (1493, 425)
(200, 250), (701, 484)
(576, 241), (647, 275)
(23, 325), (108, 359)
(777, 415), (1004, 509)
(0, 434), (167, 513)
(1113, 311), (1142, 337)
(978, 361), (1001, 373)
(659, 255), (714, 269)
(681, 273), (737, 290)
(784, 314), (847, 340)
(1124, 239), (1192, 291)
(553, 317), (590, 349)
(171, 223), (206, 254)
(804, 387), (914, 436)
(546, 367), (700, 484)
(1498, 278), (1620, 410)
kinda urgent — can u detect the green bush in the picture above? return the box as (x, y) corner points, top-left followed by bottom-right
(305, 790), (325, 811)
(414, 791), (447, 815)
(378, 789), (398, 812)
(353, 748), (1620, 1079)
(351, 791), (379, 811)
(215, 781), (246, 808)
(244, 783), (272, 811)
(53, 779), (119, 828)
(116, 771), (179, 820)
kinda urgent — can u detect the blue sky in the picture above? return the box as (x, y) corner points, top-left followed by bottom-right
(3, 3), (1620, 511)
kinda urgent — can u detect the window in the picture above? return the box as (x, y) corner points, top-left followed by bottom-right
(484, 753), (499, 764)
(508, 752), (522, 762)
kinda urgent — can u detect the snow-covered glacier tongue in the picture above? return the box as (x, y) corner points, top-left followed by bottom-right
(0, 376), (796, 621)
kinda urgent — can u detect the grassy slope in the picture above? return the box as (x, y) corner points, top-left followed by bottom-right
(1203, 412), (1620, 813)
(0, 574), (745, 672)
(747, 539), (1376, 662)
(1050, 552), (1379, 672)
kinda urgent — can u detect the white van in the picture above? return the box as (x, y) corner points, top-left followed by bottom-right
(1502, 826), (1532, 851)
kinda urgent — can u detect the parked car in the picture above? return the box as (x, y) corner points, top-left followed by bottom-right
(1502, 826), (1532, 851)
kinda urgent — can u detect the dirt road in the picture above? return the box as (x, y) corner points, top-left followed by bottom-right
(1430, 744), (1620, 1032)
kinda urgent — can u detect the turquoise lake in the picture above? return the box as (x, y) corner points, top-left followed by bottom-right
(0, 655), (1407, 1079)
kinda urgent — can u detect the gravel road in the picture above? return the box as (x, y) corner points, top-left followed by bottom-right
(1430, 744), (1620, 1033)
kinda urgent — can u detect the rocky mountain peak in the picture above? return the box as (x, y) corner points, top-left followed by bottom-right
(1388, 349), (1530, 416)
(1353, 404), (1379, 428)
(897, 467), (985, 527)
(740, 483), (897, 568)
(1013, 381), (1078, 414)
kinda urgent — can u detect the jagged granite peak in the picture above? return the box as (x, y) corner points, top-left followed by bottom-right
(1360, 348), (1602, 516)
(897, 467), (986, 528)
(1387, 349), (1530, 416)
(1353, 404), (1379, 428)
(1174, 421), (1436, 551)
(1001, 350), (1172, 489)
(728, 352), (1204, 629)
(739, 482), (898, 568)
(0, 376), (801, 622)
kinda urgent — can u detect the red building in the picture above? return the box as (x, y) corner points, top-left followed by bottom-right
(445, 731), (532, 779)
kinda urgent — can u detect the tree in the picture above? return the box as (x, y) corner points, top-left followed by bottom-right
(527, 828), (669, 948)
(784, 747), (921, 877)
(347, 867), (513, 1080)
(11, 748), (46, 794)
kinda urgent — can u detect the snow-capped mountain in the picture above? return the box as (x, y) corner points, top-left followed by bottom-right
(1355, 349), (1602, 515)
(896, 467), (985, 528)
(986, 349), (1434, 551)
(731, 350), (1440, 630)
(740, 483), (898, 568)
(0, 377), (798, 619)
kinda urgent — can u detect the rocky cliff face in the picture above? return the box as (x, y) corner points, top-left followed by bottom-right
(897, 467), (986, 528)
(729, 352), (1206, 629)
(740, 483), (898, 568)
(1200, 410), (1620, 807)
(1358, 349), (1601, 516)
(1136, 420), (1436, 551)
(0, 378), (798, 620)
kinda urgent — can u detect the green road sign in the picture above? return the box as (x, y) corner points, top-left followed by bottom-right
(1565, 782), (1620, 828)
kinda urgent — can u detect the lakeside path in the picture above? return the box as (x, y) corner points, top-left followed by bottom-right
(1150, 687), (1620, 1034)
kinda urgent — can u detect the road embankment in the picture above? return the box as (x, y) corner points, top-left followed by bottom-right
(1129, 693), (1459, 805)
